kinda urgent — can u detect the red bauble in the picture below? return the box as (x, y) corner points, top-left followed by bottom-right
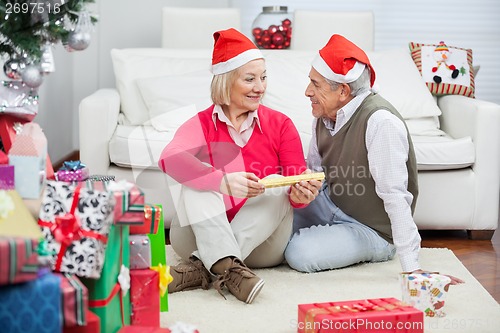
(271, 32), (285, 46)
(282, 18), (292, 26)
(252, 27), (263, 37)
(268, 25), (279, 34)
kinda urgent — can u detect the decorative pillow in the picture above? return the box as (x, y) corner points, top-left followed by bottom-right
(111, 48), (212, 125)
(409, 41), (475, 98)
(367, 48), (442, 120)
(136, 70), (213, 132)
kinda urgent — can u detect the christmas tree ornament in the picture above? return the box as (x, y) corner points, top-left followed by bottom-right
(3, 58), (26, 80)
(66, 30), (91, 51)
(66, 11), (93, 52)
(21, 65), (44, 88)
(40, 43), (56, 73)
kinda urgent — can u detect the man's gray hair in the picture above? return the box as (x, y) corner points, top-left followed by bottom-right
(325, 66), (371, 97)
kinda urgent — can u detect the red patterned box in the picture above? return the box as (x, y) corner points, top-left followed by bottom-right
(298, 298), (423, 333)
(105, 180), (145, 226)
(130, 268), (160, 326)
(0, 237), (39, 286)
(64, 310), (100, 333)
(59, 273), (89, 327)
(130, 203), (161, 235)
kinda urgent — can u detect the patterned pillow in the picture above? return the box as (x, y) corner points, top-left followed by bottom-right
(409, 41), (475, 98)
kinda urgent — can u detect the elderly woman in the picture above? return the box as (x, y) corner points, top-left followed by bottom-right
(157, 28), (321, 304)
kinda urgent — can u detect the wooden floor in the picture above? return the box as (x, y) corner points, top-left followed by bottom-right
(420, 229), (500, 303)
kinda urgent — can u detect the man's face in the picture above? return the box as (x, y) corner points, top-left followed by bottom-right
(305, 67), (348, 120)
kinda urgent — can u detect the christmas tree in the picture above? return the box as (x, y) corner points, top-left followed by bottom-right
(0, 0), (97, 87)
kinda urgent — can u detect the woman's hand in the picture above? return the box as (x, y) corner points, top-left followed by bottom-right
(289, 169), (322, 205)
(220, 172), (265, 198)
(411, 269), (465, 285)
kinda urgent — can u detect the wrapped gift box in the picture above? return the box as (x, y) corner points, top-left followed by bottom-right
(130, 234), (152, 269)
(55, 160), (90, 182)
(82, 224), (131, 333)
(0, 236), (39, 286)
(298, 298), (423, 333)
(38, 180), (115, 278)
(0, 270), (62, 333)
(8, 122), (47, 199)
(131, 203), (161, 235)
(0, 150), (14, 189)
(147, 204), (169, 312)
(59, 273), (89, 327)
(401, 272), (452, 317)
(130, 268), (160, 326)
(0, 115), (54, 181)
(0, 190), (42, 240)
(63, 310), (100, 333)
(105, 180), (145, 226)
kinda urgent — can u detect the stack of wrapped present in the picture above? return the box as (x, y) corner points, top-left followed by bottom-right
(35, 177), (172, 333)
(1, 80), (186, 332)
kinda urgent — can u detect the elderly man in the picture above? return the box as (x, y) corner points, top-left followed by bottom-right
(284, 34), (463, 284)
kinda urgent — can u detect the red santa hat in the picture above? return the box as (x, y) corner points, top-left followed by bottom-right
(211, 28), (263, 75)
(312, 34), (376, 87)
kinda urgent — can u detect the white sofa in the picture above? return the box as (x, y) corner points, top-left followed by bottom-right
(79, 15), (500, 239)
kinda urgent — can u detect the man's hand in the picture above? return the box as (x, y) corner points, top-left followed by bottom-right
(220, 172), (265, 198)
(289, 169), (322, 205)
(411, 269), (465, 285)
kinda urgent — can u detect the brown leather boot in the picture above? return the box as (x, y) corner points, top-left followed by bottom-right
(213, 257), (264, 304)
(168, 256), (212, 293)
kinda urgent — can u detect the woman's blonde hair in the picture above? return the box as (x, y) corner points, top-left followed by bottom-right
(210, 69), (240, 106)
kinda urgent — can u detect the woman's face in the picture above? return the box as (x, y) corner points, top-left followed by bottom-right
(229, 59), (267, 113)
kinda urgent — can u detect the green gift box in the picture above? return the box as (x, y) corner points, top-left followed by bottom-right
(82, 224), (131, 333)
(147, 204), (169, 312)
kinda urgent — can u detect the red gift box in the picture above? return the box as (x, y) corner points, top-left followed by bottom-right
(0, 237), (39, 286)
(64, 310), (100, 333)
(130, 268), (160, 326)
(130, 203), (161, 235)
(298, 298), (423, 333)
(59, 273), (89, 327)
(103, 180), (145, 226)
(118, 327), (171, 333)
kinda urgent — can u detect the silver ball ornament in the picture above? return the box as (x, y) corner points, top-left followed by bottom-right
(3, 58), (26, 80)
(21, 65), (43, 88)
(67, 31), (91, 51)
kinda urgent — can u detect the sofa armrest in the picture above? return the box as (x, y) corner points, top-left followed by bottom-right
(438, 95), (500, 229)
(79, 89), (120, 174)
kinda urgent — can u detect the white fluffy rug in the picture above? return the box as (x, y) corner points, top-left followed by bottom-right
(161, 246), (500, 333)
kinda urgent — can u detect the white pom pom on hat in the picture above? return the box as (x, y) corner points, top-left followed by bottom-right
(312, 34), (376, 87)
(211, 28), (263, 75)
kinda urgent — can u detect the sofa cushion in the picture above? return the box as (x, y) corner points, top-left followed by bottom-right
(136, 70), (212, 132)
(412, 134), (475, 170)
(109, 125), (169, 170)
(111, 48), (212, 125)
(409, 42), (475, 98)
(367, 48), (442, 120)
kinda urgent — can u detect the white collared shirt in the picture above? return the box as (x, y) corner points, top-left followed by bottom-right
(307, 91), (421, 272)
(212, 105), (261, 147)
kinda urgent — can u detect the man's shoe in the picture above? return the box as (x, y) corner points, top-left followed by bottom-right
(213, 258), (264, 304)
(168, 256), (212, 293)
